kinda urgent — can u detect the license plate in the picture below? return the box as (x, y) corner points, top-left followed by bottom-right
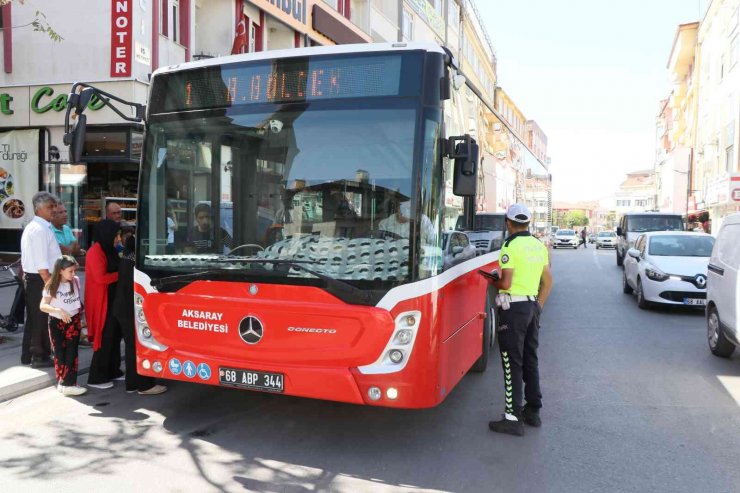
(218, 367), (284, 393)
(683, 298), (706, 306)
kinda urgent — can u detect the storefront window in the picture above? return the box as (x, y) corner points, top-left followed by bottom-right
(83, 130), (127, 158)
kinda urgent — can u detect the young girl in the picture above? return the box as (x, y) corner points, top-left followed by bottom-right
(39, 255), (87, 396)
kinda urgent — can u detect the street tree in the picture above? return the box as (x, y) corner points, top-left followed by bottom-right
(0, 0), (63, 42)
(564, 210), (589, 228)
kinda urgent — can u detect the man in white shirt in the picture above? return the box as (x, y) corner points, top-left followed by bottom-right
(20, 192), (62, 367)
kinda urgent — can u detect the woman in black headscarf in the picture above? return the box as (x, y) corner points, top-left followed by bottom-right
(85, 219), (124, 389)
(114, 231), (166, 395)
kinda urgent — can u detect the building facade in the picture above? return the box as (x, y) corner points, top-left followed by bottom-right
(615, 170), (656, 215)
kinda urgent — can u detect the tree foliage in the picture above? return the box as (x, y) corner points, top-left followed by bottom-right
(563, 210), (589, 228)
(0, 0), (63, 42)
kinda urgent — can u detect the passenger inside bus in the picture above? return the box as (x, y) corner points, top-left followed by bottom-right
(185, 203), (233, 254)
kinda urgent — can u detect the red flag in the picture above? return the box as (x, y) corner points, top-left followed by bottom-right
(231, 0), (248, 55)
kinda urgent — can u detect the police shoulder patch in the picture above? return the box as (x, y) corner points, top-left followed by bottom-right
(501, 254), (510, 264)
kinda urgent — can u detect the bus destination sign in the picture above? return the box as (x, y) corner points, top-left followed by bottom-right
(151, 53), (419, 113)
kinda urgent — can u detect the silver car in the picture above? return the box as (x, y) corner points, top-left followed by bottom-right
(595, 231), (617, 249)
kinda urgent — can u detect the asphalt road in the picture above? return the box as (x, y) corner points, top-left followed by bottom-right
(2, 247), (740, 492)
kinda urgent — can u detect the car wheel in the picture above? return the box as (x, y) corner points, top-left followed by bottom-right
(707, 306), (734, 358)
(471, 291), (494, 373)
(616, 251), (623, 266)
(636, 278), (650, 309)
(622, 270), (633, 294)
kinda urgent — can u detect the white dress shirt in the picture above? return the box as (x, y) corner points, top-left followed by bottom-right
(21, 216), (62, 274)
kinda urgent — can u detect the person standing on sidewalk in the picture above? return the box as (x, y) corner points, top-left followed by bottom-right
(20, 192), (62, 368)
(85, 219), (122, 389)
(39, 255), (87, 396)
(485, 204), (553, 436)
(114, 233), (167, 395)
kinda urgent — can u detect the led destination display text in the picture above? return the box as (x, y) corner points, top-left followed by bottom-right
(150, 53), (421, 113)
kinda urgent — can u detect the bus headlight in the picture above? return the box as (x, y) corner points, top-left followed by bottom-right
(358, 311), (421, 375)
(388, 349), (404, 364)
(134, 297), (168, 352)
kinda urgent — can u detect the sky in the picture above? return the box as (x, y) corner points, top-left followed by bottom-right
(476, 0), (710, 203)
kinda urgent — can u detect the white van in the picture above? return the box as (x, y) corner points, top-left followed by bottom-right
(616, 212), (684, 266)
(706, 213), (740, 358)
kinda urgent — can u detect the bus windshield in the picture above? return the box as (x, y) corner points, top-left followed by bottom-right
(139, 101), (420, 286)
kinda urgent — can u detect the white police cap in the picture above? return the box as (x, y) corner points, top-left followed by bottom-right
(506, 203), (532, 223)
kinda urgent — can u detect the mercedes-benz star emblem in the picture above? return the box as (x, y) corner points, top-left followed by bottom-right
(696, 275), (707, 288)
(239, 316), (264, 345)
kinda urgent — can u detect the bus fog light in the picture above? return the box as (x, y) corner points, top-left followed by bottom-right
(142, 359), (151, 370)
(389, 349), (404, 364)
(405, 315), (416, 327)
(142, 326), (152, 339)
(368, 387), (382, 401)
(394, 329), (413, 345)
(152, 361), (163, 373)
(386, 388), (398, 400)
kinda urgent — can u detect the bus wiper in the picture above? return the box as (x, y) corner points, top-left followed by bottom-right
(214, 257), (374, 304)
(150, 269), (274, 289)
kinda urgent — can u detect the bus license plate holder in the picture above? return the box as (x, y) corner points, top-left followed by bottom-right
(218, 367), (284, 393)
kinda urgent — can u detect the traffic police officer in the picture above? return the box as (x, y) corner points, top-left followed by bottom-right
(486, 204), (553, 436)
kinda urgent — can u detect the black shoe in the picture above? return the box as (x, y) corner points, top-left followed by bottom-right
(31, 357), (54, 369)
(21, 355), (31, 365)
(489, 417), (524, 436)
(522, 406), (542, 427)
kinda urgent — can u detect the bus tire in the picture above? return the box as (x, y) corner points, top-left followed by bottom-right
(471, 291), (495, 373)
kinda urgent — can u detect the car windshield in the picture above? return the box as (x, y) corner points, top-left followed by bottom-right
(557, 230), (575, 236)
(648, 235), (715, 257)
(627, 215), (683, 233)
(598, 232), (616, 237)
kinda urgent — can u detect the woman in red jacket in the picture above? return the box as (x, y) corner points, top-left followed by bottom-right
(85, 219), (122, 389)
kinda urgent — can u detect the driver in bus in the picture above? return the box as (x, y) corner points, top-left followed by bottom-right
(379, 201), (436, 245)
(187, 203), (233, 254)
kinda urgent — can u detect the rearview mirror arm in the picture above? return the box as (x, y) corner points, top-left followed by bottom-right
(65, 82), (146, 129)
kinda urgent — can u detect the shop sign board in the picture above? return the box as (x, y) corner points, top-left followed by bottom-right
(0, 81), (146, 127)
(406, 0), (446, 37)
(111, 0), (133, 77)
(0, 130), (40, 229)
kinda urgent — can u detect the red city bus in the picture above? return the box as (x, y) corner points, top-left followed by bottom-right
(65, 43), (546, 408)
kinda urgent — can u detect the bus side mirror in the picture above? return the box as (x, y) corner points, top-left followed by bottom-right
(616, 227), (623, 236)
(448, 135), (478, 197)
(62, 114), (87, 163)
(69, 87), (95, 115)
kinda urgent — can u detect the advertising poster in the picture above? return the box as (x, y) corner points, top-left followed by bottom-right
(0, 129), (40, 229)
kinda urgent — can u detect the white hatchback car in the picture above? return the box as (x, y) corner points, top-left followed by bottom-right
(706, 213), (740, 358)
(622, 231), (715, 309)
(553, 229), (579, 249)
(595, 231), (617, 249)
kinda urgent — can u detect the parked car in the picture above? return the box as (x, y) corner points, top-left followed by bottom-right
(441, 230), (477, 270)
(616, 212), (684, 266)
(622, 231), (714, 309)
(588, 233), (597, 244)
(553, 229), (578, 249)
(456, 213), (506, 255)
(595, 231), (617, 249)
(706, 213), (740, 358)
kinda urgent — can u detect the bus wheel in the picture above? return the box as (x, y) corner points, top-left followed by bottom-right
(471, 291), (495, 373)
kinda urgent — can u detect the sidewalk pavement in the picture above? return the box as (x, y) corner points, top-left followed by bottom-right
(0, 328), (95, 402)
(0, 270), (96, 403)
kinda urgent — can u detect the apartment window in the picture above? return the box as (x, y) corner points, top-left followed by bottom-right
(160, 0), (168, 37)
(402, 9), (413, 41)
(427, 0), (442, 14)
(448, 0), (460, 29)
(0, 8), (4, 29)
(172, 0), (179, 43)
(726, 145), (735, 172)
